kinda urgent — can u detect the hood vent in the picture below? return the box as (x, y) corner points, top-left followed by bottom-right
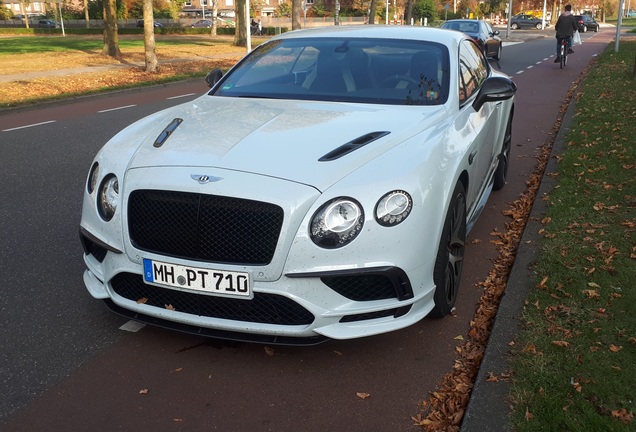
(319, 131), (390, 162)
(153, 118), (183, 148)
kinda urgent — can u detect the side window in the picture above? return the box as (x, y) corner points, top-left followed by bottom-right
(458, 40), (488, 105)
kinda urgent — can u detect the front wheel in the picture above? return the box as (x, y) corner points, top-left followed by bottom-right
(583, 25), (588, 32)
(429, 182), (467, 318)
(511, 23), (519, 30)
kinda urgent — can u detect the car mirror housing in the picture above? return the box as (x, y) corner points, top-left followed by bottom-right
(205, 68), (224, 88)
(472, 76), (517, 111)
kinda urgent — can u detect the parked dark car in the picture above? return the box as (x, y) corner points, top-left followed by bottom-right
(136, 20), (164, 28)
(191, 19), (213, 28)
(441, 19), (502, 60)
(574, 14), (599, 32)
(510, 14), (549, 29)
(38, 19), (58, 28)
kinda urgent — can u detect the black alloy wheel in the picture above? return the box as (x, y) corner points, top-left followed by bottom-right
(429, 182), (467, 318)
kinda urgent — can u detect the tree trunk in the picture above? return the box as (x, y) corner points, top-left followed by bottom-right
(84, 0), (90, 29)
(102, 0), (121, 58)
(211, 0), (218, 36)
(292, 0), (301, 29)
(143, 0), (158, 72)
(405, 0), (413, 24)
(234, 0), (246, 47)
(369, 0), (377, 24)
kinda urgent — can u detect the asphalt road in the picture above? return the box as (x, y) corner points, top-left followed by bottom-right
(0, 29), (614, 431)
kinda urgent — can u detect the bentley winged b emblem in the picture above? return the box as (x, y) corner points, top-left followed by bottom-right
(191, 174), (223, 184)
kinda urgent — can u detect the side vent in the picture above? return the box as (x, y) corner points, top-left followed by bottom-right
(319, 131), (390, 161)
(153, 118), (183, 148)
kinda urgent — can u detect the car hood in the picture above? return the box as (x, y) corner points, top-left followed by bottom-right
(126, 95), (447, 191)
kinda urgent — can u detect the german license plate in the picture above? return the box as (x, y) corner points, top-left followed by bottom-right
(143, 258), (251, 298)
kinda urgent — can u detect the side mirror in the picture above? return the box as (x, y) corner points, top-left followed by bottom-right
(492, 30), (500, 36)
(205, 68), (224, 88)
(472, 76), (517, 112)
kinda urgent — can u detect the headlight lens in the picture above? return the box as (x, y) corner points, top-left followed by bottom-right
(310, 198), (364, 248)
(375, 190), (412, 226)
(97, 174), (119, 221)
(87, 162), (99, 194)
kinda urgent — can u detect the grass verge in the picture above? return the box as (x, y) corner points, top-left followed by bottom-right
(510, 40), (636, 430)
(0, 35), (248, 108)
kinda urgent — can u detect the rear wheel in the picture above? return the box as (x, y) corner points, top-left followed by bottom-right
(583, 25), (588, 32)
(429, 182), (466, 318)
(560, 42), (567, 69)
(493, 43), (502, 61)
(535, 22), (542, 29)
(511, 23), (519, 29)
(493, 116), (512, 191)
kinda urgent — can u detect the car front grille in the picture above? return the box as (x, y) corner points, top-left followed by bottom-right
(128, 190), (284, 265)
(111, 272), (315, 326)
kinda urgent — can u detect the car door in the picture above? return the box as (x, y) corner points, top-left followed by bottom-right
(457, 40), (501, 215)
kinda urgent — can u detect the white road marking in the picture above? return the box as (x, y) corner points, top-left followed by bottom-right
(2, 120), (56, 132)
(167, 93), (197, 100)
(97, 104), (137, 113)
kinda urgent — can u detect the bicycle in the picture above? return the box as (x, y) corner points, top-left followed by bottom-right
(558, 37), (568, 69)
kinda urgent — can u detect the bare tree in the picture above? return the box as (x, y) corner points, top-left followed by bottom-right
(234, 0), (247, 47)
(143, 0), (158, 72)
(292, 0), (301, 29)
(102, 0), (121, 58)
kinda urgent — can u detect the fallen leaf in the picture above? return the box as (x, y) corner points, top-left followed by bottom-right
(264, 346), (275, 356)
(454, 335), (464, 341)
(582, 289), (600, 299)
(165, 304), (176, 311)
(609, 345), (623, 353)
(356, 392), (371, 399)
(525, 407), (534, 421)
(552, 341), (570, 347)
(139, 389), (149, 395)
(137, 297), (148, 304)
(611, 408), (634, 424)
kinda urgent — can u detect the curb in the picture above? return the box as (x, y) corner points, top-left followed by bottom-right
(460, 85), (578, 431)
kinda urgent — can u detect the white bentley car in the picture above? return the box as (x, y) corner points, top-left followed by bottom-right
(80, 26), (516, 345)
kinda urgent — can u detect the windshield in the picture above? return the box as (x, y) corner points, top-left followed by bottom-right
(211, 37), (450, 106)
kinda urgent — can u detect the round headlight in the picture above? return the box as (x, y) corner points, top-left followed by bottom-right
(87, 162), (99, 194)
(310, 198), (364, 249)
(97, 174), (119, 221)
(375, 190), (412, 226)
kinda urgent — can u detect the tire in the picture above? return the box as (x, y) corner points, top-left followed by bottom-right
(594, 25), (599, 32)
(583, 25), (587, 32)
(511, 23), (519, 30)
(429, 182), (467, 318)
(493, 43), (502, 61)
(493, 116), (512, 191)
(535, 22), (542, 29)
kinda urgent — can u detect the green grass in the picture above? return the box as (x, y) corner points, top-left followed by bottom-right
(0, 35), (233, 56)
(510, 41), (636, 431)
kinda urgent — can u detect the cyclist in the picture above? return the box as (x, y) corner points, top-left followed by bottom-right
(554, 4), (578, 63)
